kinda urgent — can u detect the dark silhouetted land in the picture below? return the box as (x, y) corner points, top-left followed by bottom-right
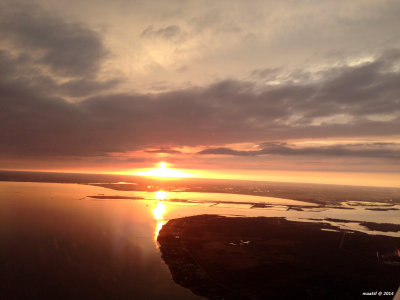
(158, 215), (400, 299)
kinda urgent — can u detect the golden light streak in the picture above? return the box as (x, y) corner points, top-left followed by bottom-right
(153, 201), (166, 220)
(155, 219), (166, 241)
(132, 167), (400, 188)
(153, 201), (167, 242)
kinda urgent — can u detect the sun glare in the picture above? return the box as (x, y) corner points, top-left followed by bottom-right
(155, 190), (168, 200)
(135, 161), (192, 178)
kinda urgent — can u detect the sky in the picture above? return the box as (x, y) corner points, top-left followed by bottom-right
(1, 0), (399, 186)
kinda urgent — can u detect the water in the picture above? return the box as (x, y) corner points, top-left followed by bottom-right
(1, 181), (399, 298)
(0, 182), (203, 299)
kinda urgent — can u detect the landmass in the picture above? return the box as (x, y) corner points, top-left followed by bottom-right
(158, 215), (400, 299)
(322, 218), (400, 232)
(87, 195), (143, 200)
(1, 170), (399, 205)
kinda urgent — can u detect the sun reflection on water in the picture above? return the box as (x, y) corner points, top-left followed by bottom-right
(153, 201), (166, 220)
(152, 191), (168, 242)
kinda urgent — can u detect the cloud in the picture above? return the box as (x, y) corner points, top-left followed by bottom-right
(250, 68), (281, 79)
(0, 3), (108, 77)
(145, 149), (182, 154)
(0, 3), (120, 98)
(198, 143), (400, 160)
(1, 49), (400, 158)
(0, 47), (119, 98)
(59, 78), (121, 97)
(141, 25), (183, 41)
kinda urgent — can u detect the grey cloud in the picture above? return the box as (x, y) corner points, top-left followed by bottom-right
(198, 143), (400, 160)
(1, 49), (400, 157)
(250, 68), (280, 79)
(141, 25), (182, 40)
(198, 147), (255, 156)
(0, 48), (120, 98)
(0, 3), (108, 77)
(59, 78), (121, 97)
(0, 3), (120, 98)
(305, 50), (400, 118)
(145, 149), (182, 154)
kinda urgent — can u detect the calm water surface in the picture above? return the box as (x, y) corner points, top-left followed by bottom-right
(0, 182), (203, 299)
(1, 181), (399, 299)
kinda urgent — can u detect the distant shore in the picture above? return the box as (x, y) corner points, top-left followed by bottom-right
(1, 170), (399, 205)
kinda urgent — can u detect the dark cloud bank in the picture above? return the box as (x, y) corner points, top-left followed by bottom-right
(2, 50), (399, 159)
(0, 3), (399, 161)
(1, 49), (400, 158)
(199, 143), (400, 160)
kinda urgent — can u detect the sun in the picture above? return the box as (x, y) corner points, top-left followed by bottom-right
(155, 190), (168, 200)
(135, 161), (192, 178)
